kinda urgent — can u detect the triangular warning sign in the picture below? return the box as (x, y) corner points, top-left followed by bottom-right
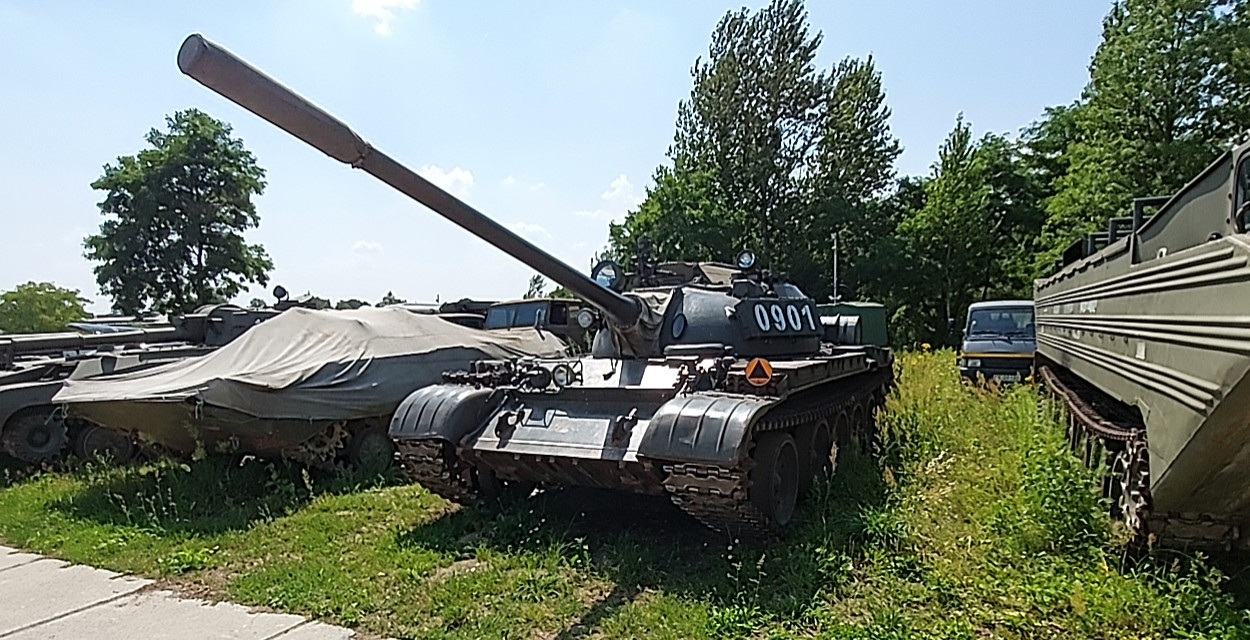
(745, 358), (773, 387)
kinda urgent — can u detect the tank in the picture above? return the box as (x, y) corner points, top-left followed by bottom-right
(1034, 133), (1250, 548)
(177, 34), (894, 537)
(0, 304), (284, 464)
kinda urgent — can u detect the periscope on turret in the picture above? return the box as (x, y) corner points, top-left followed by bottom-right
(178, 34), (895, 538)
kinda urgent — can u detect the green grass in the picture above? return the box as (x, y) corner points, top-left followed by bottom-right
(2, 350), (1249, 638)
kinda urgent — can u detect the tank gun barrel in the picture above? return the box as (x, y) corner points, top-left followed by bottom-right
(0, 326), (188, 366)
(176, 34), (640, 327)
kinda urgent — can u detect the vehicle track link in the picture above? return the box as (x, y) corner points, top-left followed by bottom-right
(661, 373), (887, 540)
(394, 439), (477, 504)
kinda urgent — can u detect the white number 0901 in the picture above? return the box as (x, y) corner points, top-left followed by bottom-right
(752, 303), (817, 333)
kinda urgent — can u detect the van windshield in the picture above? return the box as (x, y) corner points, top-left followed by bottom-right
(967, 306), (1034, 338)
(485, 301), (546, 329)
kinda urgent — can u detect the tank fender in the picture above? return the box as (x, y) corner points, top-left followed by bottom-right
(638, 394), (776, 465)
(389, 384), (500, 444)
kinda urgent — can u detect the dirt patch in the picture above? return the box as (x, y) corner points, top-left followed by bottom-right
(428, 557), (484, 582)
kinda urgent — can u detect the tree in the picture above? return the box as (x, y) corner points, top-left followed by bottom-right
(0, 282), (90, 333)
(378, 291), (406, 306)
(1041, 0), (1250, 257)
(523, 275), (547, 299)
(335, 299), (370, 310)
(85, 109), (273, 315)
(610, 1), (901, 302)
(248, 298), (267, 309)
(615, 0), (827, 269)
(891, 117), (1043, 345)
(803, 56), (901, 300)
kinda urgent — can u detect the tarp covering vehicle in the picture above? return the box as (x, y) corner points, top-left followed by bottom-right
(53, 307), (565, 466)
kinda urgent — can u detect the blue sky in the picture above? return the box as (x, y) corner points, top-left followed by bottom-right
(0, 1), (1111, 312)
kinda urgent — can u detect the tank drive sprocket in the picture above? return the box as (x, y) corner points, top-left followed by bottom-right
(2, 409), (68, 464)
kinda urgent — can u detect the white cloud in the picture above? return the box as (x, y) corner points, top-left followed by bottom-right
(420, 164), (474, 198)
(351, 240), (384, 255)
(506, 221), (550, 241)
(574, 209), (613, 220)
(601, 174), (634, 201)
(500, 176), (545, 191)
(351, 0), (421, 36)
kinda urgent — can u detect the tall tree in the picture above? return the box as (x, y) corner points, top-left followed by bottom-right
(892, 118), (1042, 345)
(804, 56), (901, 300)
(523, 275), (547, 299)
(85, 109), (273, 315)
(615, 0), (827, 271)
(1041, 0), (1250, 256)
(611, 0), (901, 302)
(0, 282), (89, 333)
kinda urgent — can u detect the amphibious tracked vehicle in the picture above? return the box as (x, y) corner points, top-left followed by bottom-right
(1036, 134), (1250, 548)
(176, 34), (894, 538)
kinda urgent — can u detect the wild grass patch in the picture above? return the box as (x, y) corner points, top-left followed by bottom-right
(1, 351), (1248, 638)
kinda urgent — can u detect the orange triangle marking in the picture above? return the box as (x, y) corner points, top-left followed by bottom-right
(745, 358), (773, 386)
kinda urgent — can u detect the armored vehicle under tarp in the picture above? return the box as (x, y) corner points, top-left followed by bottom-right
(176, 33), (894, 537)
(1035, 134), (1250, 548)
(55, 307), (563, 469)
(1, 303), (284, 464)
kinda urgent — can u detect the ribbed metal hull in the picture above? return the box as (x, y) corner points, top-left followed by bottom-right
(1036, 235), (1250, 519)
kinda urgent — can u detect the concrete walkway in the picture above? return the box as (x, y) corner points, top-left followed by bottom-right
(0, 545), (360, 639)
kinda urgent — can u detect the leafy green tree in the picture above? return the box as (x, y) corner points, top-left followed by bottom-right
(1041, 0), (1250, 257)
(248, 297), (267, 309)
(803, 56), (901, 300)
(334, 299), (370, 310)
(85, 109), (273, 315)
(523, 275), (547, 299)
(893, 118), (1043, 345)
(0, 282), (90, 333)
(611, 0), (901, 302)
(615, 0), (826, 270)
(308, 296), (332, 310)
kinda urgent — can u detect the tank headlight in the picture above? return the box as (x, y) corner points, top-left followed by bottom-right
(737, 250), (756, 270)
(964, 358), (981, 368)
(576, 308), (597, 329)
(528, 367), (552, 389)
(552, 364), (574, 388)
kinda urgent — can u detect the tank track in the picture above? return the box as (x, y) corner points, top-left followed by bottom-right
(394, 371), (889, 539)
(661, 372), (888, 540)
(394, 439), (478, 504)
(1039, 364), (1241, 550)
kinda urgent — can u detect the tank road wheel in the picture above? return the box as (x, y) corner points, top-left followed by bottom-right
(796, 418), (834, 494)
(2, 410), (68, 464)
(346, 425), (395, 472)
(475, 466), (535, 504)
(850, 402), (870, 452)
(72, 425), (136, 464)
(749, 432), (800, 529)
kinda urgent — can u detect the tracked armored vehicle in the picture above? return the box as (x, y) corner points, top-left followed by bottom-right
(1036, 134), (1250, 548)
(1, 304), (283, 464)
(177, 34), (893, 538)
